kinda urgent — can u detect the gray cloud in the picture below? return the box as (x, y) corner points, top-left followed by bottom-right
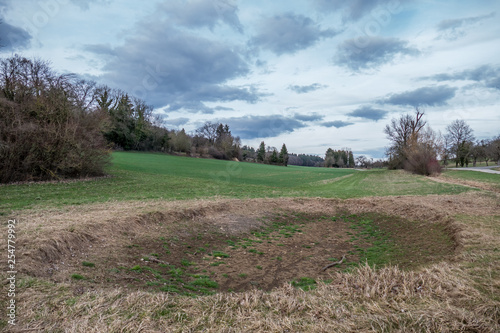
(251, 13), (338, 55)
(321, 120), (354, 128)
(335, 36), (419, 71)
(84, 43), (116, 56)
(164, 117), (190, 127)
(313, 0), (408, 21)
(424, 65), (500, 90)
(357, 147), (387, 159)
(220, 115), (306, 139)
(436, 12), (495, 41)
(381, 85), (457, 107)
(0, 20), (31, 50)
(293, 113), (324, 121)
(348, 105), (388, 121)
(193, 85), (263, 103)
(160, 0), (243, 32)
(214, 106), (234, 111)
(288, 83), (327, 94)
(85, 17), (263, 113)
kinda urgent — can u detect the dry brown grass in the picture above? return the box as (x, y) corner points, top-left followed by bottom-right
(11, 263), (499, 332)
(2, 193), (500, 332)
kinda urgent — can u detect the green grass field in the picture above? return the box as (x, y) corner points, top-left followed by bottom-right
(443, 169), (500, 184)
(443, 169), (500, 192)
(1, 151), (474, 212)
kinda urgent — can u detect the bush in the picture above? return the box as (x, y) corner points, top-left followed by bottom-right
(208, 147), (225, 160)
(404, 143), (442, 176)
(0, 55), (109, 183)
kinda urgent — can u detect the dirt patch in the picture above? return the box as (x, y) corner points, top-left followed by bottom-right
(12, 198), (459, 296)
(183, 212), (355, 292)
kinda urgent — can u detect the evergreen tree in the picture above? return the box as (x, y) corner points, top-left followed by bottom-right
(340, 150), (348, 166)
(325, 148), (355, 168)
(279, 143), (289, 166)
(257, 141), (266, 162)
(348, 151), (355, 167)
(96, 86), (114, 112)
(270, 149), (278, 164)
(104, 94), (136, 150)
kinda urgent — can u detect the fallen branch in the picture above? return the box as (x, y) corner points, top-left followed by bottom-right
(321, 255), (346, 272)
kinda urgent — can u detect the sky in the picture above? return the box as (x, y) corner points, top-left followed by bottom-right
(1, 0), (499, 158)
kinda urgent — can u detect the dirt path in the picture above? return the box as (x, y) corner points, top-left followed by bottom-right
(446, 166), (500, 174)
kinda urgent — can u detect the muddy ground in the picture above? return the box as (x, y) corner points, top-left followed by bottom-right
(10, 193), (494, 296)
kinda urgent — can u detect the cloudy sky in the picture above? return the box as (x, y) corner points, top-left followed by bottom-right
(1, 0), (499, 158)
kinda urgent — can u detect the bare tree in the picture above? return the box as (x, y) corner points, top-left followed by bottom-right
(487, 135), (500, 165)
(355, 155), (368, 168)
(196, 121), (218, 144)
(384, 108), (427, 169)
(469, 139), (490, 167)
(445, 119), (475, 167)
(441, 134), (452, 167)
(71, 79), (98, 111)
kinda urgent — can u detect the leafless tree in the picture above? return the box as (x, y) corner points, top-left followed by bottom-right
(196, 121), (219, 144)
(71, 79), (98, 111)
(445, 119), (475, 167)
(384, 108), (427, 169)
(487, 135), (500, 165)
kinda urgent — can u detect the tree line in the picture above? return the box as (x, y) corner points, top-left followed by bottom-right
(288, 153), (325, 167)
(0, 55), (294, 182)
(0, 55), (183, 182)
(240, 142), (289, 166)
(442, 120), (500, 168)
(384, 108), (500, 175)
(324, 148), (355, 168)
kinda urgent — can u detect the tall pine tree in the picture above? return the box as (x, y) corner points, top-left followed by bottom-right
(257, 141), (266, 162)
(279, 143), (289, 166)
(270, 149), (278, 164)
(349, 151), (355, 167)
